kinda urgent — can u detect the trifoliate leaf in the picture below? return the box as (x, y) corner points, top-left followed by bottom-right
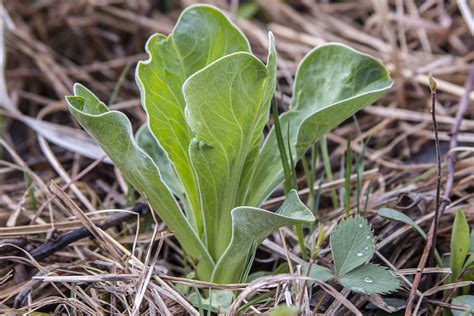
(330, 215), (375, 275)
(338, 264), (400, 294)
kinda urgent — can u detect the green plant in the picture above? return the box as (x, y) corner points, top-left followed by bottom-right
(452, 295), (474, 315)
(306, 215), (400, 294)
(65, 5), (393, 284)
(450, 209), (470, 283)
(448, 209), (474, 297)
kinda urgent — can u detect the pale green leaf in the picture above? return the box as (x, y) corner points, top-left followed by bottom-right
(469, 230), (474, 253)
(136, 4), (251, 233)
(450, 209), (470, 281)
(212, 190), (315, 284)
(237, 2), (259, 19)
(464, 231), (474, 270)
(246, 44), (393, 206)
(135, 124), (184, 196)
(330, 215), (375, 275)
(184, 33), (276, 259)
(378, 208), (426, 239)
(452, 295), (474, 316)
(303, 263), (334, 282)
(270, 305), (299, 316)
(338, 264), (400, 294)
(189, 289), (233, 313)
(66, 84), (215, 280)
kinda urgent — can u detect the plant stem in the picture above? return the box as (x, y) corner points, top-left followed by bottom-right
(320, 137), (339, 209)
(271, 97), (307, 258)
(408, 70), (469, 314)
(108, 62), (132, 105)
(285, 123), (307, 258)
(344, 139), (352, 218)
(355, 139), (366, 213)
(271, 97), (293, 194)
(24, 172), (38, 211)
(295, 224), (307, 259)
(302, 143), (319, 212)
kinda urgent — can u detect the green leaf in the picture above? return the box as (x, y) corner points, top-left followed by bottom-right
(246, 44), (393, 206)
(303, 263), (334, 282)
(270, 305), (300, 316)
(452, 295), (474, 316)
(188, 289), (233, 313)
(66, 84), (215, 280)
(469, 231), (474, 253)
(237, 2), (259, 19)
(450, 209), (470, 281)
(135, 124), (184, 196)
(338, 264), (400, 294)
(330, 215), (375, 275)
(378, 208), (426, 239)
(184, 33), (276, 259)
(136, 4), (251, 233)
(212, 190), (315, 284)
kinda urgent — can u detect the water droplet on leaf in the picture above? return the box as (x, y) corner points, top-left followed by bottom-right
(363, 277), (373, 283)
(357, 252), (363, 256)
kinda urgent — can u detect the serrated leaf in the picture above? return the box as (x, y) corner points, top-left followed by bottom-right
(184, 33), (276, 259)
(330, 215), (375, 275)
(452, 295), (474, 316)
(303, 263), (334, 282)
(246, 44), (393, 206)
(212, 190), (315, 284)
(378, 208), (426, 239)
(450, 209), (470, 282)
(135, 124), (184, 197)
(338, 264), (400, 294)
(136, 4), (251, 233)
(66, 84), (215, 281)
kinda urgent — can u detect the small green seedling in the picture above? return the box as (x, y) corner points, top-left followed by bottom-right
(66, 5), (393, 284)
(307, 215), (400, 294)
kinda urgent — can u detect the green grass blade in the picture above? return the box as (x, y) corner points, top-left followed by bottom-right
(321, 137), (339, 209)
(344, 139), (352, 217)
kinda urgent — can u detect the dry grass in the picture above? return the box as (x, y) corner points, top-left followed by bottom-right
(1, 0), (473, 314)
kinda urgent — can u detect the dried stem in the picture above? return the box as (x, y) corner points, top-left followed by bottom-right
(405, 68), (474, 315)
(30, 203), (149, 261)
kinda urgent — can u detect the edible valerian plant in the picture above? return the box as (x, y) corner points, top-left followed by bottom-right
(65, 5), (393, 284)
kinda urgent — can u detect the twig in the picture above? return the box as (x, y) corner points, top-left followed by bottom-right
(430, 73), (442, 265)
(405, 67), (474, 315)
(29, 203), (149, 261)
(444, 66), (474, 199)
